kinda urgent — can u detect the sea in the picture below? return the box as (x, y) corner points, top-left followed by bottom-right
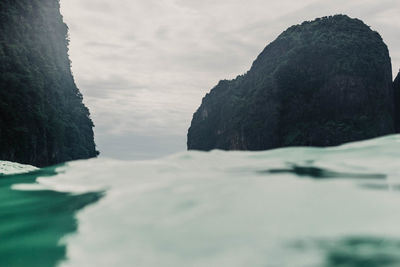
(1, 134), (400, 267)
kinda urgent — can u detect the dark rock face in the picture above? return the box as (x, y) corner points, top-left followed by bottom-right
(0, 0), (98, 166)
(395, 73), (400, 132)
(188, 15), (396, 151)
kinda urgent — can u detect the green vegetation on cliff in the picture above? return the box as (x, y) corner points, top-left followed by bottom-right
(0, 0), (98, 166)
(188, 15), (396, 151)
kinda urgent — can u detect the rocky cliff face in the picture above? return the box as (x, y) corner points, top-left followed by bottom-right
(0, 0), (98, 166)
(394, 72), (400, 132)
(188, 15), (396, 151)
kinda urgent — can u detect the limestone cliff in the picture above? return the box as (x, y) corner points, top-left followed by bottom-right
(0, 0), (98, 166)
(188, 15), (396, 151)
(394, 72), (400, 131)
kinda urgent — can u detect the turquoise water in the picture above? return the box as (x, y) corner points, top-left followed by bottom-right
(1, 135), (400, 266)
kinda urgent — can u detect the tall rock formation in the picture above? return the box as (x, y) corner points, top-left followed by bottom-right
(394, 72), (400, 131)
(188, 15), (396, 151)
(0, 0), (98, 166)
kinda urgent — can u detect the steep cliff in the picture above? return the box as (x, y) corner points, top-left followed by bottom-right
(394, 72), (400, 132)
(0, 0), (98, 166)
(188, 15), (395, 151)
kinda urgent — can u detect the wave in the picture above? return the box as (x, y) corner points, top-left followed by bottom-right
(1, 134), (400, 267)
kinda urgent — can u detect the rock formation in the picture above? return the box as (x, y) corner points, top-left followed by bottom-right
(0, 0), (98, 166)
(394, 72), (400, 131)
(188, 15), (396, 151)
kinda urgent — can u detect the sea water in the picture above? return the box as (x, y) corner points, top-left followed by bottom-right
(1, 135), (400, 267)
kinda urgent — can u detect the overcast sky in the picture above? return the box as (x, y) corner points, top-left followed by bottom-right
(60, 0), (400, 160)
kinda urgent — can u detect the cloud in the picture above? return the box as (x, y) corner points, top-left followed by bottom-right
(60, 0), (400, 159)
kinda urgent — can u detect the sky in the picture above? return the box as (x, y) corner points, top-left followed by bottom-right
(60, 0), (400, 160)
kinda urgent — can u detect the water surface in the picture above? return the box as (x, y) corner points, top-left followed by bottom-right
(1, 135), (400, 266)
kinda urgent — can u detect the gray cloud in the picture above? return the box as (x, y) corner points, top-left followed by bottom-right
(60, 0), (400, 160)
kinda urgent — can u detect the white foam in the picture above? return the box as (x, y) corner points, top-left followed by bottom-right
(0, 161), (38, 175)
